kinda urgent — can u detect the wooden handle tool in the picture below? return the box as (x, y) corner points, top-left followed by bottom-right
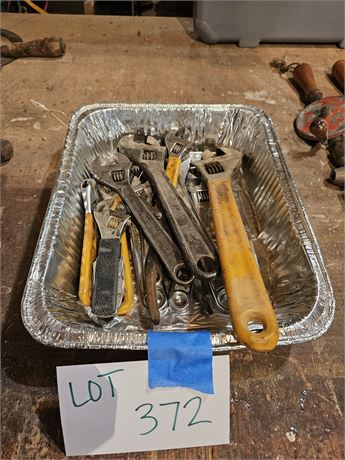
(292, 63), (323, 104)
(1, 37), (65, 58)
(192, 149), (279, 352)
(332, 60), (344, 93)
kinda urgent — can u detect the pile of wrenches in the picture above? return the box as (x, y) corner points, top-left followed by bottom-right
(78, 129), (279, 352)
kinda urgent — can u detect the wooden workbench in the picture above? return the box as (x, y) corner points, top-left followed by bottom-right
(1, 13), (344, 460)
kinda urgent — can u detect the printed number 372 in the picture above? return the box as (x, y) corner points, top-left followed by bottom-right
(135, 397), (211, 435)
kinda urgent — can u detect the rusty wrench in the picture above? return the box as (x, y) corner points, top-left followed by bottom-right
(91, 155), (193, 285)
(118, 135), (218, 281)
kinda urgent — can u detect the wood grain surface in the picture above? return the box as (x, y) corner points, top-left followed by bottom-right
(1, 13), (344, 460)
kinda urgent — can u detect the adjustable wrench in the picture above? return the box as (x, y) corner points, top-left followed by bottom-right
(165, 131), (193, 185)
(118, 135), (218, 281)
(144, 131), (194, 324)
(91, 155), (193, 285)
(192, 148), (279, 352)
(92, 199), (130, 318)
(79, 179), (98, 306)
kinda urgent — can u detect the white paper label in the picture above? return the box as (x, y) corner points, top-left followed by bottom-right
(57, 355), (229, 456)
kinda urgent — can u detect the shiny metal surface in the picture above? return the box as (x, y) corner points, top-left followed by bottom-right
(21, 104), (335, 350)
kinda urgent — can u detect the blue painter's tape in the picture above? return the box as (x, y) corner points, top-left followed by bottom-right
(147, 330), (214, 394)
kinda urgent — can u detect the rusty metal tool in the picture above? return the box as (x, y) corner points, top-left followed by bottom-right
(118, 135), (218, 281)
(289, 63), (344, 143)
(1, 36), (65, 64)
(1, 29), (22, 68)
(180, 151), (216, 249)
(144, 269), (169, 314)
(129, 178), (158, 323)
(79, 179), (98, 306)
(92, 199), (130, 318)
(271, 60), (345, 143)
(329, 166), (344, 188)
(188, 179), (229, 314)
(292, 63), (344, 143)
(143, 131), (193, 324)
(91, 155), (193, 285)
(192, 148), (279, 352)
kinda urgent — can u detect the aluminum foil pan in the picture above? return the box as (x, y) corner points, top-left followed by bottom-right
(21, 104), (335, 350)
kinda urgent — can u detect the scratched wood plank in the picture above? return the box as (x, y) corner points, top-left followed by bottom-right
(1, 13), (344, 460)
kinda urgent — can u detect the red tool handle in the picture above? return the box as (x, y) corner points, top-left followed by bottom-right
(332, 60), (344, 93)
(293, 63), (323, 104)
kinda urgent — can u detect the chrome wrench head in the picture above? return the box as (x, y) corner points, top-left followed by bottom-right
(179, 151), (203, 192)
(118, 133), (167, 166)
(91, 154), (132, 194)
(93, 198), (130, 239)
(192, 148), (242, 181)
(165, 131), (193, 159)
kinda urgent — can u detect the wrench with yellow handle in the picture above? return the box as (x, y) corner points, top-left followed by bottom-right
(79, 213), (97, 305)
(165, 131), (193, 186)
(192, 149), (279, 352)
(79, 180), (134, 315)
(166, 156), (181, 186)
(79, 180), (98, 306)
(108, 195), (134, 315)
(107, 196), (134, 315)
(117, 231), (134, 315)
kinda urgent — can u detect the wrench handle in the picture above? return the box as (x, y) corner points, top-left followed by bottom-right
(92, 238), (121, 318)
(146, 167), (217, 280)
(166, 156), (181, 186)
(292, 63), (323, 104)
(208, 178), (279, 352)
(79, 212), (97, 306)
(120, 184), (191, 284)
(144, 249), (161, 324)
(117, 232), (134, 315)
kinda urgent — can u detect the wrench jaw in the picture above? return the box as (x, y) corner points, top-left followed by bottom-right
(91, 155), (132, 194)
(165, 131), (193, 160)
(192, 150), (243, 182)
(118, 134), (167, 167)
